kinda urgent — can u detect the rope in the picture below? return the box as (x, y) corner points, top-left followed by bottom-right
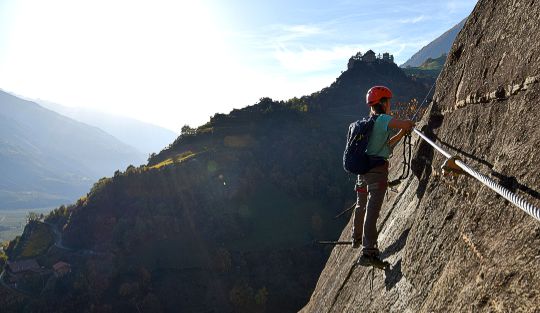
(412, 128), (540, 222)
(334, 203), (356, 219)
(389, 134), (412, 187)
(403, 134), (412, 178)
(411, 81), (436, 121)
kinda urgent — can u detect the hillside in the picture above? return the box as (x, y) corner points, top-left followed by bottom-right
(403, 54), (447, 80)
(36, 100), (178, 155)
(401, 18), (466, 68)
(0, 91), (146, 209)
(302, 1), (540, 312)
(0, 53), (429, 312)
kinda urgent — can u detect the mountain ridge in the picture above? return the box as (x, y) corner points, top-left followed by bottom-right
(401, 18), (467, 68)
(0, 91), (146, 209)
(35, 99), (178, 155)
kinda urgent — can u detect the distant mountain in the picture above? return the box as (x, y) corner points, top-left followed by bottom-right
(401, 18), (467, 68)
(35, 100), (178, 155)
(0, 91), (146, 209)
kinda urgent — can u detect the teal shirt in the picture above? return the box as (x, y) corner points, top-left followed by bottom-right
(366, 114), (393, 159)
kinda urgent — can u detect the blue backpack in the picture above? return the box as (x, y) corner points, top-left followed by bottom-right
(343, 115), (386, 175)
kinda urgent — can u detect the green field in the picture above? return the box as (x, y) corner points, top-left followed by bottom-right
(0, 208), (53, 243)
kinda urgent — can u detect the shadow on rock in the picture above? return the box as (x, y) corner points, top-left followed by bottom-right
(412, 113), (444, 199)
(380, 228), (410, 291)
(381, 228), (410, 260)
(412, 132), (434, 198)
(384, 259), (402, 291)
(431, 134), (540, 203)
(431, 133), (494, 170)
(490, 172), (540, 205)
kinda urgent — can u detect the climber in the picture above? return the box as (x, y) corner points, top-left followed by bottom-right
(352, 86), (415, 268)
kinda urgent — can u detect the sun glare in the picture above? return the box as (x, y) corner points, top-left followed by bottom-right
(0, 0), (241, 130)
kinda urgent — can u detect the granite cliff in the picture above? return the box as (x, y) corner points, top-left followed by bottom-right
(302, 1), (540, 312)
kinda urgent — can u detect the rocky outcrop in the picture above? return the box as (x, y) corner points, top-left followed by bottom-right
(302, 1), (540, 312)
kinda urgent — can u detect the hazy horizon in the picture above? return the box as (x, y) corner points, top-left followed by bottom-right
(0, 0), (477, 133)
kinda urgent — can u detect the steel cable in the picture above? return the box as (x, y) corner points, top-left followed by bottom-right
(412, 128), (540, 222)
(454, 159), (540, 222)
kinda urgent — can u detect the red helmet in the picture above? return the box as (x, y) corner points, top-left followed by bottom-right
(366, 86), (392, 106)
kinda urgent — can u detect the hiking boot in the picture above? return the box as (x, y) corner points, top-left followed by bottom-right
(356, 254), (390, 270)
(351, 238), (361, 249)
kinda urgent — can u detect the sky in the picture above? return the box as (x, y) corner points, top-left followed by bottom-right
(0, 0), (478, 132)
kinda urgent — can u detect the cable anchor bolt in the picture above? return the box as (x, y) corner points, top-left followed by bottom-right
(442, 156), (467, 176)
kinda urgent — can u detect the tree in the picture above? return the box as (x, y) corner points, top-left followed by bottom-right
(229, 282), (254, 309)
(254, 287), (268, 306)
(0, 248), (7, 268)
(26, 212), (40, 224)
(181, 125), (196, 136)
(215, 247), (232, 272)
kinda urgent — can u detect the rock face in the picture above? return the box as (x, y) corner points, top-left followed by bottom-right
(301, 1), (540, 312)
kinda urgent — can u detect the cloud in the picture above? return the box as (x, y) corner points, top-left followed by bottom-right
(271, 38), (407, 73)
(398, 15), (426, 24)
(266, 23), (327, 45)
(280, 24), (323, 36)
(273, 45), (360, 72)
(256, 21), (394, 72)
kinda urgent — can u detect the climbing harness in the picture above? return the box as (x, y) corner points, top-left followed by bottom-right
(334, 181), (386, 219)
(412, 128), (540, 222)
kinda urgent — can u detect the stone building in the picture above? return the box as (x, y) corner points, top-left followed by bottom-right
(382, 52), (394, 63)
(363, 50), (377, 62)
(347, 50), (395, 69)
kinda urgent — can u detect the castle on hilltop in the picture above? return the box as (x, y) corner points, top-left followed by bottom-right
(347, 50), (395, 69)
